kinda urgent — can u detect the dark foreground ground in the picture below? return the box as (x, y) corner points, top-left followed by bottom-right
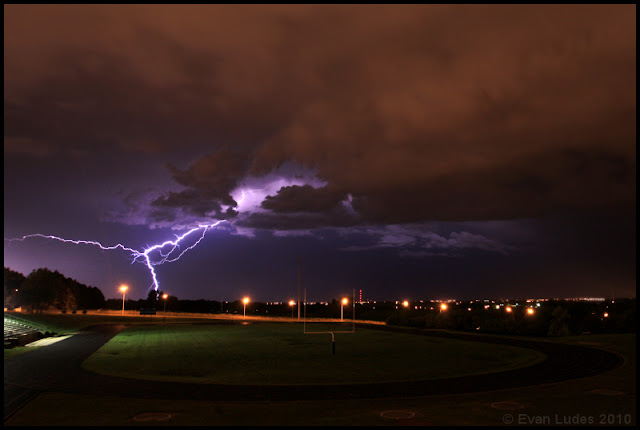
(4, 322), (636, 426)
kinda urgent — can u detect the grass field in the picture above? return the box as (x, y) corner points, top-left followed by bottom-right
(4, 315), (636, 426)
(82, 322), (545, 385)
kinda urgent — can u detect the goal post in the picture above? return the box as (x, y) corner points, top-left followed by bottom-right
(303, 288), (356, 354)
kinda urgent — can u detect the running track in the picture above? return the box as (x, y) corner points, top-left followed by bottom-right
(4, 323), (624, 420)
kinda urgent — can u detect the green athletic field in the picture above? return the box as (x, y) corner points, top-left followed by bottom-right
(82, 322), (545, 385)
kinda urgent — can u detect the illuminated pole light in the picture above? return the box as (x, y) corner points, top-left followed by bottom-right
(402, 300), (409, 308)
(505, 306), (513, 313)
(289, 300), (295, 319)
(341, 298), (348, 320)
(243, 297), (250, 318)
(440, 303), (448, 312)
(526, 308), (535, 316)
(162, 293), (169, 313)
(119, 284), (128, 315)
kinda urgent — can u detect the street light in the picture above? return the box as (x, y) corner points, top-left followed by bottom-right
(162, 294), (169, 313)
(402, 300), (409, 308)
(341, 297), (348, 320)
(119, 284), (128, 315)
(289, 300), (295, 318)
(440, 303), (448, 312)
(242, 297), (250, 318)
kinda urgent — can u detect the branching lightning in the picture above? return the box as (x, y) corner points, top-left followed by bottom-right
(5, 221), (226, 294)
(5, 179), (321, 296)
(4, 190), (256, 294)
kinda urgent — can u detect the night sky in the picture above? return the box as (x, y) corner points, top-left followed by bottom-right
(4, 5), (636, 302)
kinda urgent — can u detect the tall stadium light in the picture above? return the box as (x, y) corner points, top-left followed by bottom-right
(162, 294), (169, 313)
(119, 284), (128, 315)
(341, 297), (348, 320)
(289, 300), (295, 319)
(243, 297), (250, 318)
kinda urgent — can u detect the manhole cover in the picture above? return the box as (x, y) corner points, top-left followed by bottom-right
(133, 412), (173, 422)
(589, 388), (624, 396)
(380, 410), (416, 420)
(491, 401), (525, 410)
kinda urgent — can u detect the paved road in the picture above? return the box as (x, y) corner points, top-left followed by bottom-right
(4, 323), (623, 420)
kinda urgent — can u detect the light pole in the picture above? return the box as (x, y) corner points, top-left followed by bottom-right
(162, 294), (168, 313)
(119, 284), (128, 315)
(341, 297), (348, 320)
(289, 300), (295, 318)
(242, 297), (249, 319)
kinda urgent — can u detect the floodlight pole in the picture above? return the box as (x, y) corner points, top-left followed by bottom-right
(297, 255), (301, 321)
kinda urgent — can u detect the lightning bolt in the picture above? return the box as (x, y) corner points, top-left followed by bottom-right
(4, 220), (227, 294)
(4, 187), (258, 293)
(5, 182), (312, 296)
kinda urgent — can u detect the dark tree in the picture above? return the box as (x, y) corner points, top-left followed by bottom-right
(18, 268), (65, 313)
(8, 267), (106, 312)
(4, 267), (26, 308)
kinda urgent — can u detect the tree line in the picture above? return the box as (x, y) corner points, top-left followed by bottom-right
(4, 267), (105, 313)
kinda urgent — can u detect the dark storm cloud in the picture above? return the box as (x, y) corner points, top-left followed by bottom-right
(4, 4), (635, 228)
(150, 148), (248, 220)
(261, 185), (347, 213)
(349, 146), (636, 224)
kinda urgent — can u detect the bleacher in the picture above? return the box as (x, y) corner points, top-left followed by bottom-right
(4, 315), (43, 347)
